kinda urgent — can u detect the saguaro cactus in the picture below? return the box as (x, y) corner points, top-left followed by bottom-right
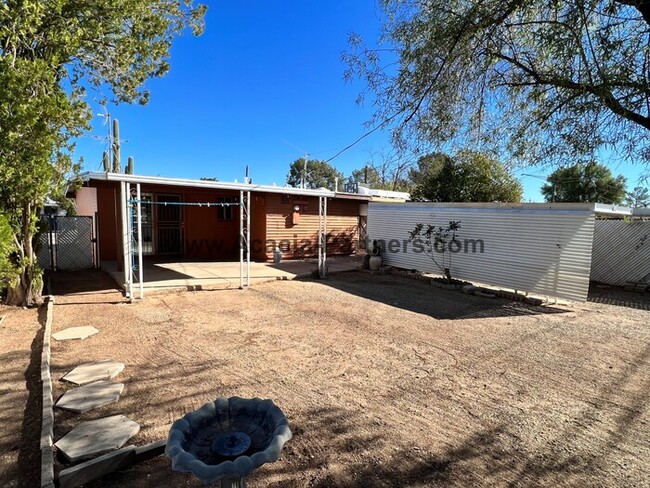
(112, 119), (121, 173)
(102, 151), (110, 172)
(126, 156), (134, 174)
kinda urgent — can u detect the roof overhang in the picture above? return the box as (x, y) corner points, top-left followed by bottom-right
(79, 172), (371, 201)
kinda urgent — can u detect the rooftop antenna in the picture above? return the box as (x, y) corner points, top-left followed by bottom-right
(302, 154), (308, 189)
(93, 105), (129, 173)
(281, 139), (310, 189)
(94, 105), (112, 171)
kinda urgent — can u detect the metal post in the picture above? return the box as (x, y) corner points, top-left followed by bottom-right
(318, 196), (329, 278)
(125, 182), (133, 301)
(246, 191), (251, 287)
(119, 181), (130, 297)
(318, 196), (322, 275)
(48, 216), (56, 272)
(136, 184), (144, 299)
(239, 190), (244, 289)
(322, 197), (327, 278)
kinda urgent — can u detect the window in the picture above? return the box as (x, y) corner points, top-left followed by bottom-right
(217, 196), (237, 221)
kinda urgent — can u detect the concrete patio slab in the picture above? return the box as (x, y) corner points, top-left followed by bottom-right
(102, 255), (361, 293)
(54, 415), (140, 463)
(55, 381), (124, 413)
(52, 326), (99, 341)
(61, 360), (124, 385)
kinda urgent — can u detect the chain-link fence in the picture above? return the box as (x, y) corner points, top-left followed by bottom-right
(37, 216), (96, 271)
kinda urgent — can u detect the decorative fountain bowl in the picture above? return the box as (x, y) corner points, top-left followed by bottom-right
(165, 396), (292, 486)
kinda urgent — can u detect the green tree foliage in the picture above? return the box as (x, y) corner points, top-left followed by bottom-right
(541, 162), (627, 203)
(286, 158), (344, 190)
(0, 211), (18, 292)
(0, 0), (206, 305)
(346, 1), (650, 166)
(410, 150), (523, 202)
(347, 165), (410, 192)
(625, 186), (650, 208)
(349, 166), (384, 189)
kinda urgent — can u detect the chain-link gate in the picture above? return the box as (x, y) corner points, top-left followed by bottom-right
(37, 216), (96, 271)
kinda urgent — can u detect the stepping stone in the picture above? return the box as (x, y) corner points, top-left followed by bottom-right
(53, 326), (99, 341)
(62, 360), (124, 385)
(58, 446), (136, 488)
(55, 415), (140, 463)
(55, 381), (124, 413)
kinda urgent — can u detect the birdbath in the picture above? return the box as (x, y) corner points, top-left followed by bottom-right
(166, 396), (292, 487)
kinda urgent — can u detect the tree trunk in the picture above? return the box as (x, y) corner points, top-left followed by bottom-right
(6, 271), (28, 306)
(4, 203), (43, 307)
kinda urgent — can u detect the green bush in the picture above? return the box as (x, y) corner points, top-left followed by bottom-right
(0, 212), (18, 294)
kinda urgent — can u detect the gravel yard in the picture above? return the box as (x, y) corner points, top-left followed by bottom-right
(0, 305), (42, 488)
(42, 270), (650, 487)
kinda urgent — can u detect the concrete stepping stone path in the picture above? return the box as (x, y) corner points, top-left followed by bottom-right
(55, 415), (140, 463)
(62, 360), (124, 385)
(53, 326), (99, 341)
(55, 381), (124, 413)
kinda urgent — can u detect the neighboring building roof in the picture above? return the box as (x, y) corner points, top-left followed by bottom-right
(356, 185), (411, 201)
(79, 172), (371, 201)
(632, 207), (650, 216)
(369, 201), (641, 216)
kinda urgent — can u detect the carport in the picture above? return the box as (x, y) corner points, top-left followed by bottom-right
(73, 172), (369, 300)
(119, 181), (330, 299)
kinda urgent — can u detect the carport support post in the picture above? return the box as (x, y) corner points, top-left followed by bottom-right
(246, 190), (250, 287)
(239, 190), (250, 289)
(125, 182), (134, 301)
(136, 183), (144, 299)
(120, 181), (131, 298)
(318, 196), (327, 278)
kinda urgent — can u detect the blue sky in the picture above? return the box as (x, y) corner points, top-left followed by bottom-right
(73, 0), (647, 202)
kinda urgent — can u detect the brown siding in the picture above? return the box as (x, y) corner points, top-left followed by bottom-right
(183, 191), (240, 260)
(250, 194), (267, 261)
(265, 194), (359, 260)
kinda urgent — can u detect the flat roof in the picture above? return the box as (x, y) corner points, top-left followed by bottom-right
(80, 172), (371, 201)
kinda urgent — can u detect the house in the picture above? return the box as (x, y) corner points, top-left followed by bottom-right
(73, 172), (372, 272)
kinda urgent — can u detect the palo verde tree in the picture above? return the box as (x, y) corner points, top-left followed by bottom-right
(541, 161), (627, 203)
(0, 1), (206, 306)
(410, 150), (523, 202)
(346, 1), (650, 167)
(286, 157), (344, 190)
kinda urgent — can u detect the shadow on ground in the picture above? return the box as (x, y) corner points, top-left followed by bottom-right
(46, 269), (126, 305)
(0, 306), (44, 487)
(82, 345), (650, 487)
(310, 272), (569, 320)
(588, 282), (650, 311)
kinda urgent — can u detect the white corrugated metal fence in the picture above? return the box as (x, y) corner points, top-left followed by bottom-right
(367, 203), (596, 302)
(591, 219), (650, 285)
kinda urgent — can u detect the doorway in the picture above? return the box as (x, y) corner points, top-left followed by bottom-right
(156, 194), (183, 255)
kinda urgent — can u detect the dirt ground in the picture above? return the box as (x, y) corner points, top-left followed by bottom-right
(0, 304), (42, 488)
(47, 270), (649, 487)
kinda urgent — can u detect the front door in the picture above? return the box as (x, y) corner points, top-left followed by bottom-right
(156, 194), (183, 255)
